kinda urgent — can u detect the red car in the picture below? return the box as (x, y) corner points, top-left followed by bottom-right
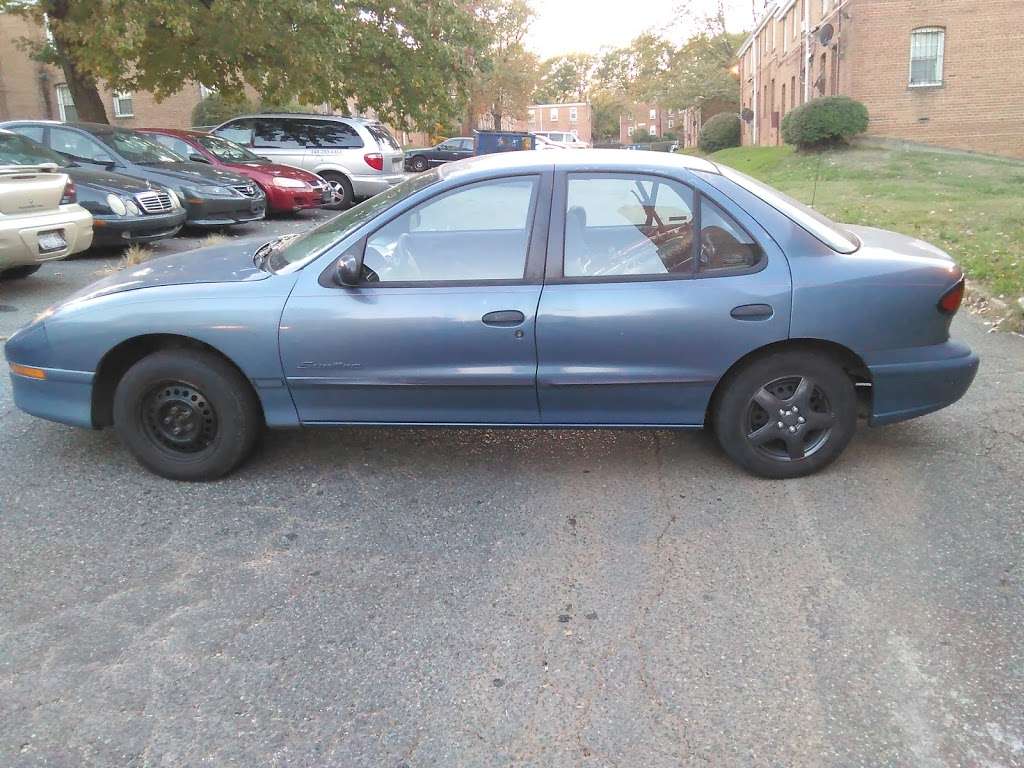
(139, 128), (329, 214)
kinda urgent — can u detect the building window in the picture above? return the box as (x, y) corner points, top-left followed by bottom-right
(667, 118), (674, 128)
(783, 14), (789, 52)
(627, 126), (635, 137)
(528, 109), (536, 122)
(648, 108), (656, 120)
(910, 27), (945, 86)
(550, 107), (559, 120)
(55, 84), (77, 121)
(569, 106), (578, 122)
(199, 83), (216, 99)
(112, 91), (134, 118)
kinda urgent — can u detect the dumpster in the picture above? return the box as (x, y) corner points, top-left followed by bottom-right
(474, 130), (535, 155)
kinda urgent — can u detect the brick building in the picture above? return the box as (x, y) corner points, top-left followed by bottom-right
(477, 102), (594, 143)
(738, 0), (1024, 159)
(619, 103), (677, 143)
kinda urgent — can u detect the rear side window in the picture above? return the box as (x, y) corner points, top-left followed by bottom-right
(253, 118), (304, 149)
(364, 123), (400, 151)
(306, 120), (363, 149)
(8, 124), (44, 142)
(49, 127), (112, 162)
(698, 198), (762, 273)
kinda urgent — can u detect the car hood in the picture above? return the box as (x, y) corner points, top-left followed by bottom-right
(843, 224), (957, 268)
(223, 161), (321, 184)
(59, 238), (272, 305)
(132, 161), (248, 187)
(66, 165), (159, 195)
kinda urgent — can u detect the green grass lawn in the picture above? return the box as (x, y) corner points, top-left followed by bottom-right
(706, 145), (1024, 298)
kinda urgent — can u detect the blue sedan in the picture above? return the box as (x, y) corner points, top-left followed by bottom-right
(4, 150), (978, 480)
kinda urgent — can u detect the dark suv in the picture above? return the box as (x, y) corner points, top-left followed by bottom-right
(1, 121), (266, 227)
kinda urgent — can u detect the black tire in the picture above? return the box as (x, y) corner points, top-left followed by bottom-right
(713, 349), (857, 479)
(319, 171), (353, 210)
(112, 349), (262, 481)
(409, 155), (429, 173)
(1, 264), (41, 280)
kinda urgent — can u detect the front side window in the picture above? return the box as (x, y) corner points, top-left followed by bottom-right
(112, 91), (134, 118)
(564, 173), (695, 278)
(364, 177), (538, 283)
(197, 134), (264, 163)
(56, 84), (77, 122)
(910, 27), (944, 86)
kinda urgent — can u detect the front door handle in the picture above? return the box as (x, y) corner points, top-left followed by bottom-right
(730, 303), (774, 321)
(482, 310), (525, 327)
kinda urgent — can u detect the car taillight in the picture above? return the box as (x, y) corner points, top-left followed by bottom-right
(938, 277), (965, 314)
(60, 178), (76, 205)
(363, 153), (384, 171)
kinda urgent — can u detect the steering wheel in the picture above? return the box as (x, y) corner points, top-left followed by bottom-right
(700, 229), (718, 268)
(394, 233), (422, 279)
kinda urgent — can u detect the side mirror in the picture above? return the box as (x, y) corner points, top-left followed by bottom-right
(335, 251), (361, 286)
(189, 153), (211, 164)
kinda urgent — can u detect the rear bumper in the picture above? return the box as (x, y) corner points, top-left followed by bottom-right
(350, 172), (407, 199)
(91, 209), (186, 245)
(866, 340), (979, 426)
(0, 206), (93, 269)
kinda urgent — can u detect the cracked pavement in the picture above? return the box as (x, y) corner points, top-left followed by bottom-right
(1, 215), (1023, 766)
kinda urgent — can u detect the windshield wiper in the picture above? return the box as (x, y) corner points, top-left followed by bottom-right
(253, 233), (301, 271)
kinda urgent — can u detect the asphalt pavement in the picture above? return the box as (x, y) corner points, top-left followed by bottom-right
(1, 216), (1022, 767)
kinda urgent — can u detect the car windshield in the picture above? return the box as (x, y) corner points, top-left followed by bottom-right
(97, 130), (185, 164)
(0, 132), (70, 167)
(196, 134), (264, 163)
(268, 169), (441, 273)
(716, 165), (860, 254)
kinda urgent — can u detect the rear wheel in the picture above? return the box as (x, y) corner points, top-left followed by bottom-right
(1, 264), (41, 280)
(713, 350), (857, 478)
(409, 156), (429, 173)
(319, 171), (353, 210)
(113, 349), (262, 481)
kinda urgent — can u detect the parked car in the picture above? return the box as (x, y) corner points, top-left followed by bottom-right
(0, 128), (184, 248)
(404, 137), (474, 172)
(0, 130), (93, 280)
(5, 150), (978, 481)
(534, 130), (589, 149)
(0, 121), (266, 227)
(138, 129), (329, 214)
(211, 113), (405, 208)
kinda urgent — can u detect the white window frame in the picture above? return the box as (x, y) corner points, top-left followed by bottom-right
(550, 107), (559, 120)
(782, 14), (789, 52)
(569, 106), (578, 122)
(909, 27), (945, 87)
(627, 126), (635, 137)
(112, 91), (134, 118)
(55, 84), (75, 121)
(649, 108), (657, 120)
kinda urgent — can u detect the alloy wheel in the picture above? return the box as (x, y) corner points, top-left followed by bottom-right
(744, 375), (836, 462)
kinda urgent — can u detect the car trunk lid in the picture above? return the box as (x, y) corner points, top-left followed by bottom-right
(0, 167), (67, 216)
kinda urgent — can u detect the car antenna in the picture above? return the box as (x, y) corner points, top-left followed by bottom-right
(810, 149), (825, 207)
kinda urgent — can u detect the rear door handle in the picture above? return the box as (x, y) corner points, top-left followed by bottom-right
(730, 303), (774, 321)
(482, 310), (525, 327)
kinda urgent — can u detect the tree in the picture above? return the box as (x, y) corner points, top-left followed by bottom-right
(191, 92), (255, 128)
(664, 31), (745, 112)
(466, 0), (538, 131)
(1, 0), (486, 128)
(534, 53), (594, 104)
(593, 34), (674, 104)
(589, 89), (625, 143)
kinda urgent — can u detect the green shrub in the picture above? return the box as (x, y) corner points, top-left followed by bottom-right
(190, 93), (255, 128)
(781, 96), (869, 150)
(698, 112), (741, 153)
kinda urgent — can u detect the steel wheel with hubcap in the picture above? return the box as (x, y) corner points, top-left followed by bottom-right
(410, 156), (428, 172)
(319, 172), (353, 210)
(141, 381), (218, 455)
(714, 350), (857, 478)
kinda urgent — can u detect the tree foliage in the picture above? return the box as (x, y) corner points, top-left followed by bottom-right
(1, 0), (486, 128)
(664, 32), (745, 111)
(465, 0), (538, 130)
(190, 92), (255, 128)
(533, 53), (593, 104)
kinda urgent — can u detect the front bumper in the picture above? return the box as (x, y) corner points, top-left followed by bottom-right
(0, 206), (93, 270)
(866, 340), (980, 426)
(8, 364), (95, 428)
(350, 172), (408, 199)
(183, 195), (266, 227)
(264, 184), (326, 212)
(91, 208), (187, 246)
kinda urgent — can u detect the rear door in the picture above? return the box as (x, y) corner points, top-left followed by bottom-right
(250, 117), (308, 167)
(279, 172), (552, 423)
(536, 170), (792, 426)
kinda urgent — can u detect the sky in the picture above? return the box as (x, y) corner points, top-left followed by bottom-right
(524, 0), (758, 59)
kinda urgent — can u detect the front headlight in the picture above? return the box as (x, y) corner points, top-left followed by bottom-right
(272, 177), (307, 189)
(106, 194), (127, 216)
(203, 185), (231, 196)
(125, 200), (141, 216)
(167, 189), (182, 209)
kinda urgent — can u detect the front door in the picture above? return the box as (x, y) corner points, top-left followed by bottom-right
(536, 171), (791, 425)
(280, 173), (551, 423)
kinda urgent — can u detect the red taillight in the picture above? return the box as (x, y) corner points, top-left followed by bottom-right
(938, 277), (965, 314)
(363, 152), (384, 171)
(60, 178), (76, 205)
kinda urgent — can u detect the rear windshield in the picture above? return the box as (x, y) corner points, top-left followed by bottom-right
(0, 132), (69, 167)
(716, 165), (860, 253)
(365, 123), (401, 152)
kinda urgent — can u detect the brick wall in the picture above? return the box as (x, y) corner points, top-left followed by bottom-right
(739, 0), (1024, 159)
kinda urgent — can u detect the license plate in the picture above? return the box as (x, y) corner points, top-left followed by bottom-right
(37, 230), (66, 253)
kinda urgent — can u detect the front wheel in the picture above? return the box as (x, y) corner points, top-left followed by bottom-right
(319, 171), (353, 210)
(713, 350), (857, 478)
(113, 349), (262, 481)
